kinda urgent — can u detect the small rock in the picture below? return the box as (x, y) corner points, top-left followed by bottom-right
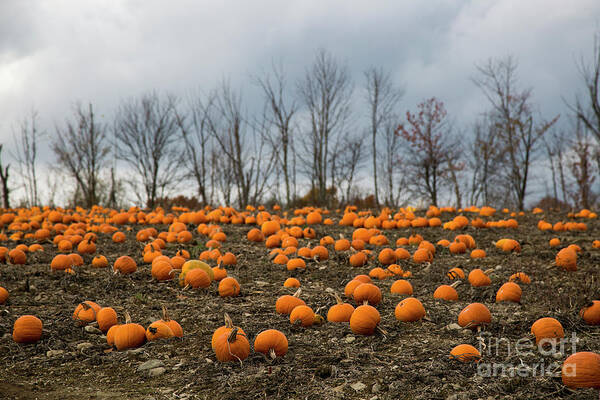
(319, 266), (327, 270)
(84, 326), (103, 334)
(445, 323), (462, 331)
(205, 358), (213, 363)
(128, 348), (145, 355)
(552, 352), (564, 359)
(46, 350), (64, 357)
(345, 336), (356, 344)
(350, 382), (367, 392)
(138, 359), (164, 371)
(76, 342), (93, 351)
(147, 367), (166, 377)
(371, 383), (381, 393)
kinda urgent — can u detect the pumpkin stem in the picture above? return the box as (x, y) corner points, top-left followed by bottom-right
(269, 348), (276, 360)
(124, 311), (132, 324)
(162, 305), (170, 322)
(483, 268), (494, 275)
(376, 326), (388, 336)
(362, 300), (369, 306)
(227, 327), (238, 343)
(292, 288), (302, 298)
(333, 293), (343, 305)
(224, 313), (233, 329)
(450, 280), (462, 288)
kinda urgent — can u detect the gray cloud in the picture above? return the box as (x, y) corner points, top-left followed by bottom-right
(0, 0), (598, 203)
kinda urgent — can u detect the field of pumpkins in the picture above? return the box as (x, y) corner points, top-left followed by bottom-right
(0, 204), (599, 399)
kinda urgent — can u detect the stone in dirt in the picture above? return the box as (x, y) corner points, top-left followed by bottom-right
(46, 350), (64, 357)
(84, 325), (103, 334)
(137, 359), (164, 371)
(147, 367), (166, 377)
(76, 342), (93, 351)
(350, 382), (367, 391)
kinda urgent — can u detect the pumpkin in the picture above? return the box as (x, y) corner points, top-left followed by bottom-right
(413, 248), (433, 263)
(580, 301), (600, 325)
(13, 315), (43, 344)
(334, 239), (351, 251)
(218, 277), (240, 297)
(112, 232), (126, 243)
(561, 352), (600, 388)
(311, 246), (329, 261)
(0, 286), (9, 304)
(378, 248), (397, 265)
(353, 283), (382, 306)
(91, 255), (108, 268)
(449, 241), (467, 254)
(146, 321), (174, 341)
(179, 260), (214, 286)
(254, 329), (288, 359)
(106, 324), (121, 346)
(96, 307), (118, 333)
(73, 301), (101, 326)
(214, 327), (250, 362)
(390, 279), (413, 295)
(50, 254), (71, 271)
(211, 313), (245, 347)
(433, 282), (460, 301)
(158, 306), (183, 337)
(247, 228), (264, 242)
(394, 297), (426, 322)
(447, 267), (465, 280)
(212, 265), (228, 281)
(77, 238), (96, 254)
(368, 267), (390, 280)
(113, 256), (137, 275)
(287, 258), (306, 271)
(276, 289), (306, 315)
(531, 317), (564, 345)
(470, 249), (486, 259)
(68, 253), (84, 266)
(349, 252), (367, 267)
(290, 305), (318, 327)
(283, 277), (300, 288)
(344, 279), (363, 298)
(8, 249), (26, 264)
(509, 272), (531, 284)
(556, 248), (577, 271)
(450, 344), (481, 362)
(458, 303), (491, 329)
(349, 303), (381, 335)
(113, 312), (146, 351)
(327, 293), (355, 322)
(184, 268), (211, 288)
(468, 268), (492, 287)
(151, 259), (175, 281)
(496, 282), (522, 303)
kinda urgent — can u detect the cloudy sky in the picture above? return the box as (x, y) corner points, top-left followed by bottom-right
(0, 0), (599, 204)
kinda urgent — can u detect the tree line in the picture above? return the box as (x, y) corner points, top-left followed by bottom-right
(0, 33), (599, 211)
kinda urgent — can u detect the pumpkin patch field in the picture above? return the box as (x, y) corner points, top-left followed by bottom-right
(1, 205), (600, 399)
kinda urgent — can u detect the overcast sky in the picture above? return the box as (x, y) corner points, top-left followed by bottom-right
(0, 0), (599, 204)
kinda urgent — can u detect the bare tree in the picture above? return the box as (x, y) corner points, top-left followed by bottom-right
(12, 110), (43, 206)
(330, 133), (367, 205)
(208, 82), (276, 207)
(52, 103), (110, 208)
(0, 144), (10, 208)
(380, 118), (405, 206)
(568, 119), (596, 208)
(364, 67), (403, 206)
(175, 91), (215, 205)
(254, 61), (298, 207)
(543, 129), (570, 205)
(569, 31), (600, 143)
(472, 56), (558, 210)
(114, 92), (182, 208)
(396, 97), (456, 206)
(297, 49), (353, 206)
(468, 114), (505, 205)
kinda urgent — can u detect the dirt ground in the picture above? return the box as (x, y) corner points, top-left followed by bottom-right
(0, 210), (599, 400)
